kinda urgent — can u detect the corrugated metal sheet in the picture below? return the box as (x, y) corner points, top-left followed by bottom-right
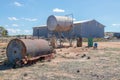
(33, 19), (105, 38)
(74, 20), (105, 38)
(33, 26), (48, 38)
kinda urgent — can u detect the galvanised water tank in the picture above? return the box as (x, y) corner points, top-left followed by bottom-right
(47, 15), (73, 32)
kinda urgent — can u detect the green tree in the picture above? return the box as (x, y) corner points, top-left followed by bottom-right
(0, 26), (8, 37)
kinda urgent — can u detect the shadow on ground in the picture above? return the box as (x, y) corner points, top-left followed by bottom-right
(0, 63), (13, 70)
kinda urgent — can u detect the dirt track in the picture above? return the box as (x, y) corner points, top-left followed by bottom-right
(0, 42), (120, 80)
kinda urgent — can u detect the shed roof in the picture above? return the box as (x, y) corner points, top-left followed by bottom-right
(74, 19), (105, 27)
(33, 19), (105, 28)
(74, 19), (93, 24)
(33, 25), (47, 28)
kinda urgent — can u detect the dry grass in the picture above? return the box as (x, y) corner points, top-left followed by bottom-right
(0, 42), (120, 80)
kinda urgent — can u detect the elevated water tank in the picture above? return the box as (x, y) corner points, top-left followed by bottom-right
(47, 15), (73, 32)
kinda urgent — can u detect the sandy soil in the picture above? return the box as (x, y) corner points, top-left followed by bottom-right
(0, 42), (120, 80)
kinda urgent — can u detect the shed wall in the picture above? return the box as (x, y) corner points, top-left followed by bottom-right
(33, 20), (105, 38)
(33, 27), (48, 38)
(74, 20), (104, 38)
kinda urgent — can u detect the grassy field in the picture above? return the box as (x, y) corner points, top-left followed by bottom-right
(0, 42), (120, 80)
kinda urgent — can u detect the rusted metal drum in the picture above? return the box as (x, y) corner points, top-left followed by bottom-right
(47, 15), (73, 32)
(6, 39), (53, 63)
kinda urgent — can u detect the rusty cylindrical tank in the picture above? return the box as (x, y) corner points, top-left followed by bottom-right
(47, 15), (73, 32)
(6, 39), (54, 63)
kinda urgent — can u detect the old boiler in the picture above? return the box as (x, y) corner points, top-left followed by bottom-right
(6, 39), (54, 64)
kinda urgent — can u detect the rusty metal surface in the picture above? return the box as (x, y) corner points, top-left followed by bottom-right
(6, 39), (53, 63)
(77, 37), (82, 47)
(21, 39), (52, 57)
(47, 15), (73, 32)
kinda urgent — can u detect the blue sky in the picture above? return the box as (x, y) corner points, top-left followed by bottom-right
(0, 0), (120, 35)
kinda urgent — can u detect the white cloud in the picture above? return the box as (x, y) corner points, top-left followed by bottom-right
(22, 18), (38, 22)
(25, 18), (38, 22)
(14, 1), (22, 7)
(7, 28), (21, 34)
(53, 8), (65, 13)
(12, 24), (19, 27)
(112, 24), (120, 26)
(7, 28), (32, 35)
(8, 17), (19, 21)
(24, 30), (32, 33)
(73, 18), (76, 21)
(8, 17), (38, 22)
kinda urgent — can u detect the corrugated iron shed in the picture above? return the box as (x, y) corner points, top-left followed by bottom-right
(33, 19), (105, 38)
(73, 19), (105, 38)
